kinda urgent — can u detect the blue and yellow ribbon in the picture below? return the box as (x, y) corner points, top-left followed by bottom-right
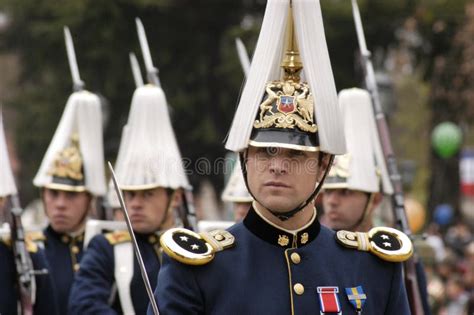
(345, 286), (367, 312)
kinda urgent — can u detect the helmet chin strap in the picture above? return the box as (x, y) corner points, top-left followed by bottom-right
(239, 151), (334, 221)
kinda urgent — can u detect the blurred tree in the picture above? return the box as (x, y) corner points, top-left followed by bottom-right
(417, 0), (474, 217)
(0, 0), (265, 203)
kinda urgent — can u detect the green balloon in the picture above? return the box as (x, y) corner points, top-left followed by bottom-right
(431, 122), (462, 158)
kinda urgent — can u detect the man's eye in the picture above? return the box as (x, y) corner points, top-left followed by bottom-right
(341, 189), (352, 196)
(290, 151), (305, 157)
(145, 191), (155, 198)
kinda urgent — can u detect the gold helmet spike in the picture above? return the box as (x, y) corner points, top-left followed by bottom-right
(281, 4), (303, 82)
(249, 3), (318, 152)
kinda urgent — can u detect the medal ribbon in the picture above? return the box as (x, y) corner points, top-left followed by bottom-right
(317, 286), (341, 313)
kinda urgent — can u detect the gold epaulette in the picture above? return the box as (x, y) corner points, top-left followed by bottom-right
(0, 237), (38, 253)
(336, 227), (413, 262)
(26, 240), (38, 253)
(105, 230), (131, 245)
(160, 228), (235, 265)
(0, 235), (10, 246)
(26, 231), (46, 243)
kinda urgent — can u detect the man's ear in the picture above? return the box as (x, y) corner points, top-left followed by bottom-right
(317, 153), (333, 175)
(171, 189), (183, 209)
(372, 192), (383, 207)
(315, 153), (333, 184)
(320, 153), (333, 169)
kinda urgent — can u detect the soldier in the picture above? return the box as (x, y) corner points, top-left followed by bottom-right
(321, 88), (391, 232)
(0, 110), (58, 315)
(30, 91), (106, 315)
(321, 88), (431, 315)
(68, 19), (190, 314)
(154, 1), (412, 314)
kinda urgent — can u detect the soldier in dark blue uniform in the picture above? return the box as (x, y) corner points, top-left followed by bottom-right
(30, 89), (107, 314)
(153, 1), (412, 314)
(0, 110), (58, 315)
(321, 88), (431, 314)
(0, 237), (58, 315)
(69, 46), (191, 313)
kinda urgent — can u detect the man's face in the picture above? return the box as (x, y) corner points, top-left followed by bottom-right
(245, 146), (325, 213)
(321, 189), (369, 231)
(43, 188), (91, 234)
(124, 187), (170, 234)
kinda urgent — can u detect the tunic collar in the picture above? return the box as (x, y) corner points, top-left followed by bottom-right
(243, 203), (321, 249)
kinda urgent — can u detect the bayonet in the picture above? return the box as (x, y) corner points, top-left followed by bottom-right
(235, 38), (251, 76)
(129, 52), (144, 88)
(108, 162), (160, 315)
(135, 18), (160, 86)
(64, 27), (85, 92)
(351, 1), (424, 314)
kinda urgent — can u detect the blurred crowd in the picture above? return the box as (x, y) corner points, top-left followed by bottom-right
(420, 221), (474, 314)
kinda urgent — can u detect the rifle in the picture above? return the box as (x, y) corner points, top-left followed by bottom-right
(351, 1), (424, 314)
(135, 18), (160, 87)
(234, 37), (251, 76)
(8, 195), (47, 315)
(65, 26), (109, 220)
(129, 52), (144, 88)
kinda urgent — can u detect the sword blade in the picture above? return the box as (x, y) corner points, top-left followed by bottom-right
(129, 52), (144, 88)
(63, 27), (84, 91)
(135, 18), (160, 86)
(108, 162), (160, 315)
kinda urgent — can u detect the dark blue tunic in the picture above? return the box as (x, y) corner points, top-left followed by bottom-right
(68, 231), (161, 314)
(152, 208), (410, 315)
(31, 225), (85, 315)
(0, 241), (58, 315)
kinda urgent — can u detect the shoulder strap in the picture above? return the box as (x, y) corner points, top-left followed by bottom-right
(26, 230), (45, 249)
(105, 230), (131, 245)
(114, 242), (135, 315)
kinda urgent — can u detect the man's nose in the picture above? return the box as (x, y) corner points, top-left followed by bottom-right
(54, 192), (68, 209)
(269, 157), (288, 175)
(128, 195), (144, 210)
(325, 191), (340, 205)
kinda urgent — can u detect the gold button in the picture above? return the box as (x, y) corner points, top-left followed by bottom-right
(290, 252), (301, 264)
(73, 263), (80, 272)
(71, 246), (80, 254)
(214, 234), (224, 241)
(148, 235), (157, 243)
(293, 283), (304, 295)
(61, 235), (70, 243)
